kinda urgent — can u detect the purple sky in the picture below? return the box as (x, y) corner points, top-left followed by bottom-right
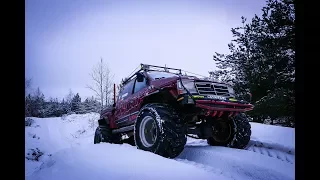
(26, 0), (266, 100)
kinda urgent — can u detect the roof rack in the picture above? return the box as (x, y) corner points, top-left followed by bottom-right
(140, 63), (182, 75)
(122, 63), (183, 86)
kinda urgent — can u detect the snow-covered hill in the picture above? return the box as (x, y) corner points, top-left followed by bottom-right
(25, 113), (294, 180)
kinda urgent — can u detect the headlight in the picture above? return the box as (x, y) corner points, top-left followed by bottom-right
(177, 79), (198, 94)
(227, 86), (235, 97)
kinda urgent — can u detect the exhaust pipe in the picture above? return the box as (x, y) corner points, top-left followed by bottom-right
(113, 83), (116, 108)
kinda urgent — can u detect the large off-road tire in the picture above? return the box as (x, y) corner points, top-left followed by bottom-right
(134, 103), (187, 158)
(94, 126), (122, 144)
(207, 113), (251, 149)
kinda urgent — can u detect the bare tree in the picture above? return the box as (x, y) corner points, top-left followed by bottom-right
(105, 65), (114, 106)
(65, 89), (74, 114)
(65, 89), (74, 103)
(87, 58), (114, 111)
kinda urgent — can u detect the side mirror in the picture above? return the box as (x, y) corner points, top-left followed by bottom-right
(136, 72), (144, 82)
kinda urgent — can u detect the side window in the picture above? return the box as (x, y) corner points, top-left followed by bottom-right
(134, 77), (147, 93)
(118, 80), (135, 101)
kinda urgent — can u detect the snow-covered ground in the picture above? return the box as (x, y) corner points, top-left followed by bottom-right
(25, 113), (295, 180)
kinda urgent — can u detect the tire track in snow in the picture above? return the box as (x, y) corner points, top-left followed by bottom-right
(245, 140), (294, 164)
(265, 147), (272, 157)
(186, 138), (294, 164)
(177, 146), (294, 180)
(246, 145), (253, 151)
(176, 158), (236, 180)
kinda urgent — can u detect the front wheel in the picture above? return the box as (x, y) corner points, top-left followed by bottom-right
(207, 113), (251, 149)
(134, 103), (187, 158)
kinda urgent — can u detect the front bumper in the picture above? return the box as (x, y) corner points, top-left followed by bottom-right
(178, 94), (254, 117)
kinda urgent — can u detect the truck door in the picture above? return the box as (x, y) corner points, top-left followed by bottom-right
(115, 79), (135, 128)
(129, 76), (148, 117)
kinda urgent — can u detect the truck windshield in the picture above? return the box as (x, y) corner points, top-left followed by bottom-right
(147, 71), (179, 80)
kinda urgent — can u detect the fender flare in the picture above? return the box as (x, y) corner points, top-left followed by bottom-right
(98, 118), (109, 126)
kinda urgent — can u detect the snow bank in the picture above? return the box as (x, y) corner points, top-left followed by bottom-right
(25, 113), (99, 176)
(25, 113), (294, 180)
(27, 144), (231, 180)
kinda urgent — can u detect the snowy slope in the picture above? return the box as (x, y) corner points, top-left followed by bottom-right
(25, 113), (294, 180)
(249, 123), (295, 154)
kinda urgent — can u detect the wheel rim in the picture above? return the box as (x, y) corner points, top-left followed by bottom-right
(211, 120), (232, 143)
(139, 116), (158, 147)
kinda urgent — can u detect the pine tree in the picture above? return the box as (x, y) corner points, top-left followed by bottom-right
(33, 87), (46, 117)
(60, 98), (68, 115)
(210, 0), (295, 126)
(71, 93), (82, 114)
(25, 94), (33, 117)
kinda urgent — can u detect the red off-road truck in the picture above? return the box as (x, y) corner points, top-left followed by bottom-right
(94, 64), (254, 158)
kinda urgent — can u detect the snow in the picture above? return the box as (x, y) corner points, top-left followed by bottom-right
(25, 113), (294, 180)
(250, 122), (295, 154)
(27, 144), (230, 180)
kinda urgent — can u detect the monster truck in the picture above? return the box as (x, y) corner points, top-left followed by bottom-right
(94, 64), (254, 158)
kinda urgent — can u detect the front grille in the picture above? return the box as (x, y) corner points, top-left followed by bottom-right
(195, 81), (231, 97)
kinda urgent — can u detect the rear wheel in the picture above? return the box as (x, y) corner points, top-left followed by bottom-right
(134, 103), (187, 158)
(94, 125), (122, 144)
(94, 126), (112, 144)
(207, 113), (251, 149)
